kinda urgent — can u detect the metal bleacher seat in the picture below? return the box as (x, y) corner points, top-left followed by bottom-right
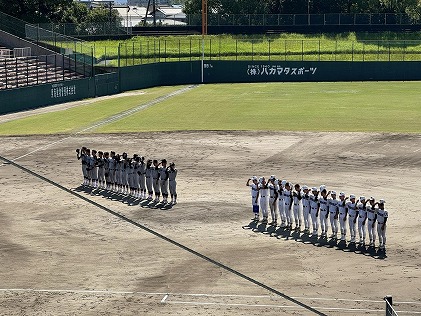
(0, 47), (85, 90)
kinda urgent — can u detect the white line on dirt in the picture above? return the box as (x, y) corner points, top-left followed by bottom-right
(165, 300), (386, 313)
(0, 288), (419, 306)
(161, 294), (170, 303)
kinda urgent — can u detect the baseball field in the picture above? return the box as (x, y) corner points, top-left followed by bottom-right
(0, 82), (420, 315)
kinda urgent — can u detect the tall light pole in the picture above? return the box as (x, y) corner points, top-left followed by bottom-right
(201, 0), (207, 83)
(307, 0), (310, 25)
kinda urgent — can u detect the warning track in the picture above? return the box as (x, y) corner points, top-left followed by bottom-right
(0, 154), (326, 316)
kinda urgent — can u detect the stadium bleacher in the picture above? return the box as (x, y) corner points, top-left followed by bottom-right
(0, 45), (85, 90)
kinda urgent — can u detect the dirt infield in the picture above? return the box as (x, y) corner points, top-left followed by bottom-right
(0, 131), (420, 315)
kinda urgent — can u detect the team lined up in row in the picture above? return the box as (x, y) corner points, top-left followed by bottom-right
(246, 176), (388, 250)
(76, 147), (178, 205)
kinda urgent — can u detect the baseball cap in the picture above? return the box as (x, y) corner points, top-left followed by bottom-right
(331, 191), (337, 195)
(350, 194), (356, 199)
(270, 175), (276, 180)
(320, 185), (326, 192)
(311, 187), (317, 191)
(379, 199), (386, 204)
(360, 196), (366, 201)
(339, 192), (345, 197)
(302, 185), (308, 190)
(252, 176), (258, 181)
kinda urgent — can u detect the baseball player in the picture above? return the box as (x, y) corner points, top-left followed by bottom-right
(376, 199), (388, 250)
(328, 191), (339, 239)
(357, 196), (368, 246)
(283, 182), (293, 230)
(338, 192), (348, 241)
(76, 147), (88, 186)
(97, 151), (106, 189)
(346, 194), (358, 243)
(292, 183), (303, 232)
(277, 180), (287, 227)
(145, 159), (154, 201)
(138, 156), (146, 199)
(108, 151), (116, 191)
(246, 176), (259, 221)
(268, 176), (278, 226)
(366, 197), (377, 247)
(159, 159), (170, 204)
(258, 177), (269, 224)
(115, 154), (123, 193)
(131, 155), (140, 198)
(103, 152), (111, 190)
(301, 185), (311, 234)
(168, 162), (178, 204)
(319, 187), (330, 237)
(309, 187), (320, 237)
(152, 159), (161, 202)
(122, 153), (130, 195)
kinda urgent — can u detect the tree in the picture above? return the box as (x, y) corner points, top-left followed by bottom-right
(0, 0), (73, 23)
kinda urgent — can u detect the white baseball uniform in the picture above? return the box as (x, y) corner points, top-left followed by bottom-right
(338, 199), (347, 240)
(259, 183), (269, 221)
(310, 194), (319, 236)
(376, 208), (388, 248)
(277, 185), (286, 227)
(292, 190), (303, 229)
(346, 201), (358, 242)
(366, 205), (377, 245)
(328, 197), (339, 237)
(268, 182), (278, 224)
(357, 203), (368, 244)
(283, 189), (293, 227)
(301, 192), (311, 232)
(319, 196), (329, 236)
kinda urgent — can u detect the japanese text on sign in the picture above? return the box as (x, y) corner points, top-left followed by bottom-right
(247, 65), (317, 76)
(51, 83), (76, 99)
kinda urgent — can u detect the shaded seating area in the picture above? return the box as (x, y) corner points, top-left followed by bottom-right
(0, 46), (85, 90)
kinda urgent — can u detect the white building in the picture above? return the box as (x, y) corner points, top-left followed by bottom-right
(115, 4), (186, 27)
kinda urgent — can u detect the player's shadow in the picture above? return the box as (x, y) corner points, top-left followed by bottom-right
(272, 226), (292, 240)
(73, 185), (147, 206)
(242, 218), (388, 260)
(242, 220), (258, 230)
(139, 199), (173, 210)
(253, 223), (268, 233)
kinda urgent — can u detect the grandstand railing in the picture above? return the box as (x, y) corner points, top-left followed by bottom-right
(109, 38), (421, 66)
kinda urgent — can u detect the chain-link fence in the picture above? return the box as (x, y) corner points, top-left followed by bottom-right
(38, 22), (128, 38)
(111, 37), (421, 67)
(188, 13), (416, 27)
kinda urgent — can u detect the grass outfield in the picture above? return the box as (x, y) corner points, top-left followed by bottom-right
(0, 86), (185, 135)
(0, 82), (420, 135)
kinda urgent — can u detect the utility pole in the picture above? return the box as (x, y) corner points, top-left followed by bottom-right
(153, 0), (156, 27)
